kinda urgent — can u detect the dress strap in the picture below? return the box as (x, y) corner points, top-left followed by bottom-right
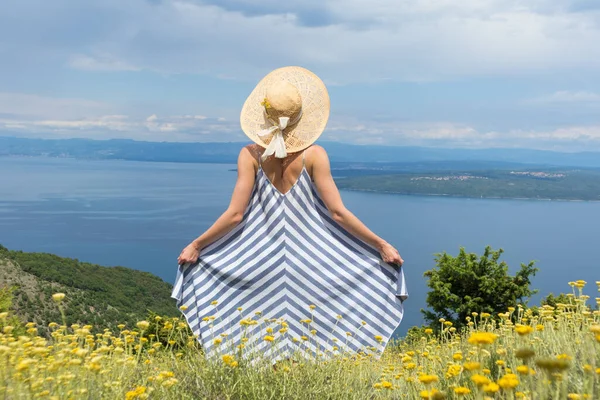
(302, 150), (306, 168)
(258, 151), (263, 170)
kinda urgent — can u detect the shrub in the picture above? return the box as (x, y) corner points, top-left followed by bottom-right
(422, 246), (538, 329)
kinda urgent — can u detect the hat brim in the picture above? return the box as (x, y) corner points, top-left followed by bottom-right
(240, 66), (330, 153)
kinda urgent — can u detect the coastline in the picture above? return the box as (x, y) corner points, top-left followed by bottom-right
(337, 187), (600, 203)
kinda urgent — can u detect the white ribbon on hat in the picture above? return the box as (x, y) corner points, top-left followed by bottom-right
(257, 110), (302, 161)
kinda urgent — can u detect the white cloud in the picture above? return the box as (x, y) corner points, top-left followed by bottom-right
(32, 115), (131, 130)
(0, 111), (242, 142)
(4, 0), (600, 83)
(0, 93), (111, 119)
(526, 90), (600, 104)
(68, 53), (140, 72)
(3, 109), (600, 150)
(323, 118), (600, 150)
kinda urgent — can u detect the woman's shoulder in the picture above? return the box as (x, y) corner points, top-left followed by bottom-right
(241, 144), (262, 160)
(305, 144), (329, 164)
(306, 144), (328, 157)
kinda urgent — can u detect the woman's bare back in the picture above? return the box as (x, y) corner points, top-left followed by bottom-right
(246, 143), (308, 196)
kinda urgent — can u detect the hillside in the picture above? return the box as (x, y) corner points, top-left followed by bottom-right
(4, 136), (600, 167)
(0, 244), (178, 334)
(336, 168), (600, 201)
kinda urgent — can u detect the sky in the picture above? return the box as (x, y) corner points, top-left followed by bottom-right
(1, 0), (600, 151)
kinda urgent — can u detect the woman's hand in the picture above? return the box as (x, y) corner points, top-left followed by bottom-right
(378, 241), (404, 267)
(178, 243), (200, 265)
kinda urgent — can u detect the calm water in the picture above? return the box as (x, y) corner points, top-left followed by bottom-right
(2, 157), (599, 335)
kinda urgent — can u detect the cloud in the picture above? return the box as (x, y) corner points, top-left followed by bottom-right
(0, 93), (111, 119)
(323, 117), (600, 150)
(525, 90), (600, 104)
(68, 54), (140, 72)
(5, 108), (600, 151)
(2, 1), (600, 150)
(0, 111), (243, 142)
(3, 0), (600, 83)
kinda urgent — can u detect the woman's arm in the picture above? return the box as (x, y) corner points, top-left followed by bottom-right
(177, 146), (257, 264)
(309, 145), (404, 266)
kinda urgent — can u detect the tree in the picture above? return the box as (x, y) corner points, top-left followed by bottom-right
(540, 293), (572, 308)
(422, 246), (538, 329)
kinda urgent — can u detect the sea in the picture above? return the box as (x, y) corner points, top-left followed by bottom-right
(2, 156), (599, 336)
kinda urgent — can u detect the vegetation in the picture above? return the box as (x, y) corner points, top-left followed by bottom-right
(0, 245), (178, 335)
(1, 281), (600, 399)
(2, 245), (599, 398)
(422, 247), (538, 329)
(336, 168), (600, 201)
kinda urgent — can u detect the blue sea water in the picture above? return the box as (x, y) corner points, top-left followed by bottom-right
(1, 156), (599, 335)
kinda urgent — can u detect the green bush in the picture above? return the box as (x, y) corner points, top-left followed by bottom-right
(422, 246), (538, 329)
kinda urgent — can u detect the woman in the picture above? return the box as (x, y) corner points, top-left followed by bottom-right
(173, 66), (408, 363)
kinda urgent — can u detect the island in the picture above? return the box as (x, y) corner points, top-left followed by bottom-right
(335, 168), (600, 201)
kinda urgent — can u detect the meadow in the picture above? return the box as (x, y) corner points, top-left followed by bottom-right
(1, 281), (599, 399)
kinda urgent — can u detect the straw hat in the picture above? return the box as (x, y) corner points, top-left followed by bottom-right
(240, 66), (330, 160)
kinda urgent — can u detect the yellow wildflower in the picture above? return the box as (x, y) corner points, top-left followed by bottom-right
(264, 335), (275, 342)
(498, 373), (520, 389)
(516, 365), (531, 375)
(468, 332), (498, 345)
(515, 325), (534, 336)
(418, 374), (439, 385)
(125, 386), (146, 400)
(420, 389), (439, 399)
(463, 362), (481, 371)
(483, 383), (500, 393)
(136, 321), (149, 330)
(471, 374), (491, 386)
(52, 293), (66, 302)
(446, 364), (462, 378)
(557, 354), (572, 360)
(454, 387), (471, 395)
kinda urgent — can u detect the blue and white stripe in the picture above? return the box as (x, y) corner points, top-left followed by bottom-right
(171, 166), (408, 362)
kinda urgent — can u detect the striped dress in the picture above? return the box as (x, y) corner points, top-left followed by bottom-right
(171, 152), (408, 363)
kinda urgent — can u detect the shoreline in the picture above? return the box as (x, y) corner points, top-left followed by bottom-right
(6, 155), (600, 203)
(337, 187), (600, 203)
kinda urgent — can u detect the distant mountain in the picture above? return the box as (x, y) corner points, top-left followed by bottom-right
(0, 244), (177, 335)
(2, 136), (600, 168)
